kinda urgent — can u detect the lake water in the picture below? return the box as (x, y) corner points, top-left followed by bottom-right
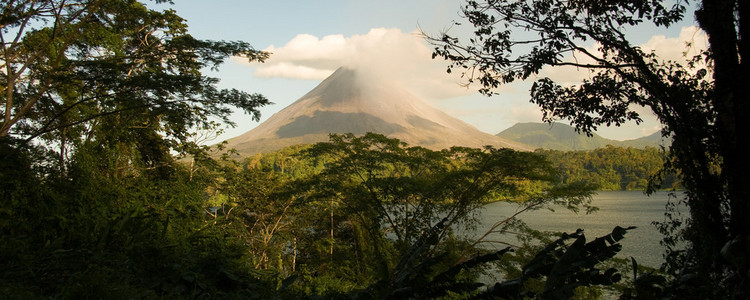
(474, 191), (685, 268)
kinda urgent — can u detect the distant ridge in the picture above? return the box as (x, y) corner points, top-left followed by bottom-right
(224, 67), (532, 154)
(496, 122), (669, 151)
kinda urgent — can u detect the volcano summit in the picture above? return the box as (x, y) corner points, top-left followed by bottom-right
(224, 67), (531, 154)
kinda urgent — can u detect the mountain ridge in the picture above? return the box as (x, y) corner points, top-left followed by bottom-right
(496, 122), (669, 151)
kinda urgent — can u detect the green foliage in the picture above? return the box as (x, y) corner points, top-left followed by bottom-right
(255, 138), (678, 193)
(300, 133), (565, 249)
(539, 146), (680, 191)
(279, 133), (613, 297)
(481, 227), (633, 299)
(1, 130), (637, 298)
(0, 141), (274, 298)
(1, 1), (275, 297)
(1, 0), (270, 158)
(353, 222), (633, 299)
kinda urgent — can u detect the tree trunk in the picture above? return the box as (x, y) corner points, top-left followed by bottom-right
(697, 0), (750, 294)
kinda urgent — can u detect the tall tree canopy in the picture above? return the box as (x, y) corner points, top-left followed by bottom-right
(1, 0), (270, 166)
(428, 0), (748, 297)
(0, 1), (276, 297)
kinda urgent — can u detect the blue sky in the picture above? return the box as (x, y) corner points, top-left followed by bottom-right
(156, 1), (705, 142)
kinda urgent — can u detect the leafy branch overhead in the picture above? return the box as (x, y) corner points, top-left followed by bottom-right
(425, 0), (704, 135)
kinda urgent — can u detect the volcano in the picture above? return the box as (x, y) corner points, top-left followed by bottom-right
(224, 67), (531, 154)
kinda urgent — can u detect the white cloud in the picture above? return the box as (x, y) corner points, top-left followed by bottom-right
(253, 62), (334, 80)
(259, 34), (351, 70)
(539, 26), (708, 84)
(235, 28), (474, 100)
(641, 26), (708, 63)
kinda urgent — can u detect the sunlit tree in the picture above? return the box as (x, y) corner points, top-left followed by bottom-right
(1, 0), (270, 171)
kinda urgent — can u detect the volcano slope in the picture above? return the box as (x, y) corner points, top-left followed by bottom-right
(224, 67), (531, 154)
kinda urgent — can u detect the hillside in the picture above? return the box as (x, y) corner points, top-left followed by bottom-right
(496, 122), (669, 150)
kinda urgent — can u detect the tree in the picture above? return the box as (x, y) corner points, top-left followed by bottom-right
(0, 2), (278, 297)
(427, 0), (748, 297)
(1, 0), (270, 168)
(290, 133), (602, 294)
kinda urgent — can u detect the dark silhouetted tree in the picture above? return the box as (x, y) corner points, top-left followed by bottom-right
(427, 0), (748, 297)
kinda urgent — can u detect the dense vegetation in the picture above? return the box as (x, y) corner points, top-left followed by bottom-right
(256, 144), (679, 192)
(2, 132), (638, 298)
(538, 146), (679, 191)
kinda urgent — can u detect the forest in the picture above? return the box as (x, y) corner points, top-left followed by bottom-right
(253, 144), (677, 192)
(3, 131), (642, 298)
(536, 147), (679, 192)
(3, 0), (747, 298)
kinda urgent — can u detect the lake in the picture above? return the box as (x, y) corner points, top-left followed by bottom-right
(474, 190), (686, 268)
